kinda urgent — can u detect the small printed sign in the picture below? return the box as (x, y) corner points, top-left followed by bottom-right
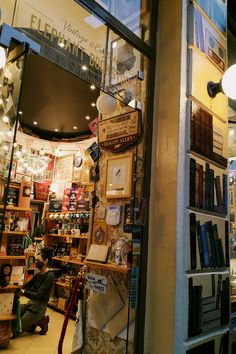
(98, 111), (139, 152)
(86, 273), (107, 294)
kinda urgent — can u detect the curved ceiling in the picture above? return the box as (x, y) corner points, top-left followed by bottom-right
(19, 53), (99, 141)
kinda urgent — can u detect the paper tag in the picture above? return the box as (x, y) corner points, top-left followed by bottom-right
(86, 273), (107, 294)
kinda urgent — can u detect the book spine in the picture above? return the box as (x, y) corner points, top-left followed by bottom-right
(199, 165), (203, 208)
(196, 221), (204, 268)
(205, 163), (210, 210)
(223, 174), (228, 211)
(215, 175), (223, 207)
(204, 222), (213, 267)
(209, 169), (214, 211)
(218, 239), (225, 268)
(200, 224), (210, 268)
(225, 220), (230, 267)
(190, 158), (196, 207)
(220, 278), (230, 325)
(216, 274), (222, 309)
(190, 213), (197, 270)
(206, 221), (217, 268)
(195, 163), (200, 209)
(212, 224), (222, 268)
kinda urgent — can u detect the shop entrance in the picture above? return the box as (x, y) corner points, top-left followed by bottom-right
(0, 13), (146, 353)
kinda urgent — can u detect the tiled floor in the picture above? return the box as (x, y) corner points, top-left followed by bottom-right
(2, 307), (75, 354)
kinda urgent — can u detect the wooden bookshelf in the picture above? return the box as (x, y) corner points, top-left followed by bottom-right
(3, 231), (28, 235)
(185, 268), (230, 277)
(189, 150), (227, 170)
(84, 261), (131, 273)
(184, 325), (230, 350)
(0, 315), (17, 321)
(187, 206), (227, 219)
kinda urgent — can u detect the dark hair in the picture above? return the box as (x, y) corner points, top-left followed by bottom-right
(40, 247), (53, 262)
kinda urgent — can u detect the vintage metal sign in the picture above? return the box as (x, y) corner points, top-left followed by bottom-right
(98, 111), (139, 152)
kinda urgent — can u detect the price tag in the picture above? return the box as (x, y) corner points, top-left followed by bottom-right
(86, 273), (107, 294)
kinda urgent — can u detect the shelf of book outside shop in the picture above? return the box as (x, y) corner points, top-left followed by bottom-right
(189, 150), (228, 170)
(184, 325), (230, 349)
(187, 207), (227, 219)
(185, 268), (230, 277)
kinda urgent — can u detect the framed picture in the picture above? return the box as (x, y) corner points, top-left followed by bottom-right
(15, 173), (32, 183)
(92, 221), (108, 245)
(32, 171), (44, 183)
(81, 152), (94, 185)
(110, 37), (141, 86)
(73, 166), (82, 183)
(44, 169), (53, 182)
(105, 152), (133, 199)
(55, 155), (74, 182)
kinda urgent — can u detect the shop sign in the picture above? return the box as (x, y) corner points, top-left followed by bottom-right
(86, 273), (107, 294)
(98, 111), (140, 152)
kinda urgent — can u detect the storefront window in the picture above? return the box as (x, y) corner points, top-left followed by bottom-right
(0, 0), (151, 353)
(94, 0), (150, 43)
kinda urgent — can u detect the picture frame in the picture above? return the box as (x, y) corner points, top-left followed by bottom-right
(92, 221), (108, 245)
(15, 173), (32, 183)
(55, 155), (74, 182)
(44, 169), (53, 182)
(105, 152), (133, 199)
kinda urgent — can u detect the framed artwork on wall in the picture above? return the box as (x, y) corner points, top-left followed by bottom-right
(105, 152), (133, 199)
(92, 221), (108, 245)
(55, 155), (74, 182)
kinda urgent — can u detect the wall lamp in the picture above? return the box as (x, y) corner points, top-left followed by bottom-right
(207, 64), (236, 100)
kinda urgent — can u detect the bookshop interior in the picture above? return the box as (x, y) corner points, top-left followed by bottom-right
(0, 1), (151, 353)
(2, 1), (236, 354)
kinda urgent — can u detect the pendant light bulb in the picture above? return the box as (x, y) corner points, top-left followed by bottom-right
(0, 47), (6, 69)
(221, 64), (236, 100)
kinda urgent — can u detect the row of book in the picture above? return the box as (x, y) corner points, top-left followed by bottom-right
(188, 277), (229, 338)
(190, 102), (227, 168)
(189, 213), (229, 270)
(189, 158), (227, 214)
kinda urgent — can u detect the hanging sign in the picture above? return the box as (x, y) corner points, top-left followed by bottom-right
(98, 111), (140, 152)
(86, 273), (107, 294)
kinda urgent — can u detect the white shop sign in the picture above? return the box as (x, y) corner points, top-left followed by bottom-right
(86, 273), (107, 294)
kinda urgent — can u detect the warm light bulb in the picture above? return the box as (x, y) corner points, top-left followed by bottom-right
(221, 64), (236, 100)
(2, 116), (9, 123)
(0, 47), (6, 69)
(7, 130), (13, 137)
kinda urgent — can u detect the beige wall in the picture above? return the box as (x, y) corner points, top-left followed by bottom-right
(144, 0), (182, 353)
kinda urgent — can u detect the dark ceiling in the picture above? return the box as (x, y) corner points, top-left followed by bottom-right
(19, 53), (99, 141)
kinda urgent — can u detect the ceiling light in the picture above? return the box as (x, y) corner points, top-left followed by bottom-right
(207, 64), (236, 99)
(85, 116), (90, 120)
(2, 116), (9, 123)
(7, 130), (13, 137)
(6, 98), (9, 102)
(96, 93), (117, 115)
(112, 42), (117, 49)
(19, 111), (23, 115)
(33, 121), (38, 125)
(15, 150), (21, 157)
(90, 85), (95, 90)
(0, 47), (6, 69)
(3, 145), (8, 151)
(13, 142), (17, 147)
(82, 65), (88, 71)
(40, 149), (44, 155)
(91, 102), (96, 107)
(54, 128), (58, 132)
(22, 148), (27, 154)
(73, 126), (77, 130)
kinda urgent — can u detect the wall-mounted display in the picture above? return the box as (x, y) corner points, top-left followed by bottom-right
(105, 152), (133, 198)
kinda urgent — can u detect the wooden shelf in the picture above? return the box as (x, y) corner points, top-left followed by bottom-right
(0, 205), (31, 212)
(0, 285), (22, 289)
(30, 199), (46, 204)
(184, 325), (230, 349)
(47, 210), (90, 214)
(52, 256), (84, 265)
(189, 150), (227, 170)
(85, 261), (131, 273)
(3, 231), (28, 235)
(185, 268), (230, 277)
(0, 255), (25, 259)
(187, 206), (227, 219)
(25, 267), (35, 271)
(47, 233), (87, 239)
(55, 281), (73, 290)
(0, 314), (17, 321)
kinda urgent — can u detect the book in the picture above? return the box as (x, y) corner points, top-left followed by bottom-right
(212, 224), (222, 268)
(216, 275), (222, 309)
(215, 175), (222, 207)
(195, 163), (200, 208)
(202, 296), (216, 312)
(209, 169), (214, 211)
(199, 164), (203, 208)
(189, 213), (197, 270)
(188, 284), (203, 337)
(220, 277), (229, 325)
(225, 221), (229, 267)
(202, 308), (220, 323)
(223, 174), (227, 211)
(218, 239), (225, 268)
(196, 221), (204, 268)
(205, 221), (217, 268)
(189, 158), (196, 207)
(200, 224), (210, 268)
(205, 163), (210, 210)
(202, 317), (221, 331)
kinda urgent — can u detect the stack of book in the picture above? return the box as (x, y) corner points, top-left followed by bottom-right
(188, 277), (229, 338)
(189, 213), (229, 270)
(189, 158), (227, 214)
(190, 103), (227, 168)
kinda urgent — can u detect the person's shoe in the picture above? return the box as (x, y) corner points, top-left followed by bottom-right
(26, 325), (36, 333)
(36, 315), (49, 335)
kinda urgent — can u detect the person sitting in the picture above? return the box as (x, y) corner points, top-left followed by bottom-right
(17, 247), (54, 336)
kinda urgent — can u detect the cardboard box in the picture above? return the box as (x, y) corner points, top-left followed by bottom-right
(57, 298), (69, 311)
